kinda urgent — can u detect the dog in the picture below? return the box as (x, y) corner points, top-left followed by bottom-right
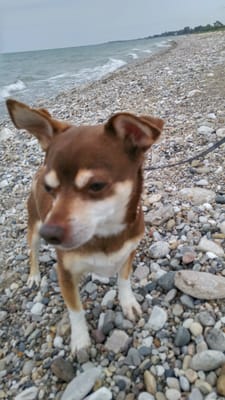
(6, 99), (164, 354)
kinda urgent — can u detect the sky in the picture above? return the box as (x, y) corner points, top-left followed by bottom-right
(1, 0), (225, 53)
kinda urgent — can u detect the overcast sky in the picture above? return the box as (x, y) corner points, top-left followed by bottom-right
(1, 0), (225, 53)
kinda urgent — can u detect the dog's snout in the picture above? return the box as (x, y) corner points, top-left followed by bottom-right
(39, 224), (64, 245)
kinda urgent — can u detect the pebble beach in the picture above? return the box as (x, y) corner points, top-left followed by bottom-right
(1, 31), (225, 399)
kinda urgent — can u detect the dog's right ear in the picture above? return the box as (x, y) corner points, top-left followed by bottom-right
(6, 99), (70, 151)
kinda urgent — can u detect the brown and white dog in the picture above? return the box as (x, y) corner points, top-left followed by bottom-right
(6, 99), (164, 354)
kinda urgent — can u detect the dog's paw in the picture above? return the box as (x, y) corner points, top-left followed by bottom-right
(120, 296), (142, 321)
(27, 273), (41, 288)
(71, 332), (91, 355)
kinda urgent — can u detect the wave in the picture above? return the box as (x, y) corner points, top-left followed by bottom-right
(128, 53), (138, 59)
(0, 79), (26, 100)
(142, 49), (152, 54)
(45, 58), (127, 86)
(156, 41), (171, 48)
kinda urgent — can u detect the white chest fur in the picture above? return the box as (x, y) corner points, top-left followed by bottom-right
(63, 237), (141, 277)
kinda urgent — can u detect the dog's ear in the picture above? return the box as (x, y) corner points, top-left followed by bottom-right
(6, 99), (70, 151)
(105, 112), (164, 151)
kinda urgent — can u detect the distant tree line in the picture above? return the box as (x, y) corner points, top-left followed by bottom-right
(148, 21), (225, 38)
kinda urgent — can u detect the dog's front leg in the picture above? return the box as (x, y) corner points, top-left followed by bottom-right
(118, 251), (142, 321)
(57, 265), (91, 355)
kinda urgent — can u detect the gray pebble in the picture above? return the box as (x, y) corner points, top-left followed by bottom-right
(174, 326), (191, 347)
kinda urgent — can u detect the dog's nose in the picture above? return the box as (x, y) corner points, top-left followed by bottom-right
(39, 224), (64, 245)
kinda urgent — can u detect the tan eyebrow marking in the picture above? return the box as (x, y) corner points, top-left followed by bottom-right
(75, 169), (94, 189)
(44, 170), (60, 188)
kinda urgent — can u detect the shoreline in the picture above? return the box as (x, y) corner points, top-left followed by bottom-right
(1, 31), (225, 399)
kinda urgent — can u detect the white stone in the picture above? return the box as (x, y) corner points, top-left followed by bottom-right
(191, 350), (225, 371)
(105, 330), (130, 352)
(101, 289), (116, 306)
(198, 237), (224, 257)
(30, 302), (44, 315)
(84, 387), (112, 400)
(0, 127), (13, 141)
(138, 393), (155, 400)
(216, 127), (225, 138)
(61, 367), (102, 400)
(179, 187), (215, 205)
(165, 388), (181, 400)
(147, 306), (167, 331)
(189, 322), (203, 336)
(149, 241), (170, 259)
(15, 387), (38, 400)
(53, 335), (63, 348)
(220, 221), (225, 234)
(197, 126), (214, 135)
(175, 270), (225, 299)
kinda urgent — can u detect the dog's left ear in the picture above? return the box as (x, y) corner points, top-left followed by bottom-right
(6, 99), (70, 151)
(105, 112), (164, 151)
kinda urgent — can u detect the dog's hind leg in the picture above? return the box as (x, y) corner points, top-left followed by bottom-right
(27, 194), (41, 287)
(118, 250), (142, 321)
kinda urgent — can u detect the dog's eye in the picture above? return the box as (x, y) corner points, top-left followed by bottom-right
(44, 183), (53, 193)
(88, 182), (107, 192)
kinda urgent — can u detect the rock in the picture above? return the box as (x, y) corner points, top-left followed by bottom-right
(0, 311), (7, 322)
(197, 126), (214, 135)
(174, 326), (191, 347)
(144, 370), (157, 395)
(30, 302), (44, 315)
(147, 306), (167, 331)
(51, 357), (75, 382)
(198, 311), (215, 327)
(61, 367), (102, 400)
(216, 194), (225, 204)
(190, 350), (225, 371)
(195, 380), (212, 395)
(189, 322), (203, 336)
(102, 310), (115, 335)
(22, 360), (35, 376)
(157, 271), (175, 291)
(15, 387), (38, 400)
(179, 188), (216, 205)
(138, 393), (155, 400)
(220, 221), (225, 234)
(149, 241), (170, 259)
(196, 179), (208, 186)
(166, 377), (179, 390)
(53, 335), (63, 348)
(184, 369), (197, 383)
(205, 328), (225, 351)
(182, 251), (196, 264)
(189, 388), (203, 400)
(145, 205), (174, 226)
(175, 270), (225, 299)
(0, 127), (13, 141)
(147, 193), (162, 204)
(84, 387), (112, 400)
(101, 290), (116, 307)
(198, 237), (224, 257)
(92, 329), (105, 344)
(216, 364), (225, 396)
(165, 388), (181, 400)
(105, 330), (130, 352)
(134, 265), (150, 280)
(125, 348), (141, 366)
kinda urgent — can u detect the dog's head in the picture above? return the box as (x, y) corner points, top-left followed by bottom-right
(6, 99), (164, 250)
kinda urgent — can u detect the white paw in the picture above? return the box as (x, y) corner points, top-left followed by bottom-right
(71, 332), (91, 355)
(27, 273), (41, 288)
(120, 296), (142, 321)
